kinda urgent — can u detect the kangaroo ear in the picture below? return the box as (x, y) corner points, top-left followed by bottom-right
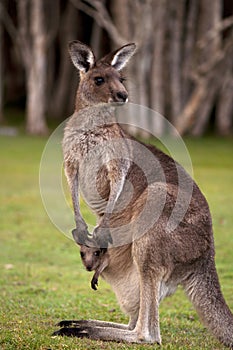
(110, 43), (136, 71)
(68, 40), (95, 73)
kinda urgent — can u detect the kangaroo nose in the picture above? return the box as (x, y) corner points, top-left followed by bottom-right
(116, 91), (128, 103)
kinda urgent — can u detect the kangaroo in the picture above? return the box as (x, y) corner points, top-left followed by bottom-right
(79, 244), (109, 290)
(55, 41), (233, 347)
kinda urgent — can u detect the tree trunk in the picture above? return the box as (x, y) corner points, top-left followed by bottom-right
(150, 0), (167, 135)
(110, 0), (138, 134)
(0, 1), (4, 122)
(49, 2), (78, 119)
(191, 82), (217, 136)
(215, 54), (233, 135)
(90, 21), (102, 58)
(26, 65), (46, 134)
(175, 81), (207, 135)
(111, 0), (130, 42)
(26, 0), (48, 135)
(182, 0), (198, 106)
(168, 0), (185, 125)
(190, 0), (222, 135)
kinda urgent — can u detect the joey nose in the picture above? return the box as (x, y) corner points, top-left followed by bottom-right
(116, 91), (128, 103)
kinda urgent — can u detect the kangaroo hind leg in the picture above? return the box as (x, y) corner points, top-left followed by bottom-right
(133, 241), (164, 344)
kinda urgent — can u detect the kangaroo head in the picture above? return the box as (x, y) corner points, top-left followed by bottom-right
(79, 245), (107, 271)
(69, 41), (136, 110)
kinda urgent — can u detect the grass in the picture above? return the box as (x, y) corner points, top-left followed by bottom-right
(0, 132), (233, 350)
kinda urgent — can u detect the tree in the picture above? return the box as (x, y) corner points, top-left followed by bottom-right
(0, 1), (5, 122)
(1, 0), (233, 136)
(71, 0), (233, 136)
(49, 1), (78, 119)
(18, 0), (48, 135)
(175, 9), (233, 135)
(215, 53), (233, 135)
(0, 0), (60, 134)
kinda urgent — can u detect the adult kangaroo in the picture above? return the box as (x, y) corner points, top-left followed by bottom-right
(56, 41), (233, 347)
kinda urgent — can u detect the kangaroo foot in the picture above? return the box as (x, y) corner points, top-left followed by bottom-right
(53, 326), (88, 338)
(56, 320), (88, 327)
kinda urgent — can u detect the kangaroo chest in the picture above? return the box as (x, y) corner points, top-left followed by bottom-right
(78, 134), (112, 215)
(63, 113), (128, 216)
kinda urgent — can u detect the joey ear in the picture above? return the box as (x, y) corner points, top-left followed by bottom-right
(111, 43), (136, 71)
(68, 40), (95, 73)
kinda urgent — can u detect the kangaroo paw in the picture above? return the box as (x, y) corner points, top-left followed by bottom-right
(93, 226), (113, 248)
(72, 227), (91, 246)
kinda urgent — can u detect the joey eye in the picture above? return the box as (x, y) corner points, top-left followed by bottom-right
(93, 250), (101, 257)
(94, 77), (105, 86)
(80, 252), (85, 258)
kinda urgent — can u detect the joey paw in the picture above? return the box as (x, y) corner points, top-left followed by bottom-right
(72, 227), (90, 245)
(91, 277), (98, 290)
(93, 226), (113, 248)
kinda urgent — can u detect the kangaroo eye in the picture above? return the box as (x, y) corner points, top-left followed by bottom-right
(94, 251), (101, 257)
(119, 77), (126, 84)
(80, 252), (85, 258)
(94, 77), (105, 86)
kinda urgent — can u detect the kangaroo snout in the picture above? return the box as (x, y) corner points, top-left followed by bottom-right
(116, 91), (128, 103)
(109, 91), (128, 104)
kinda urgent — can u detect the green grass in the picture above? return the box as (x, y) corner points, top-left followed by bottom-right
(0, 133), (233, 350)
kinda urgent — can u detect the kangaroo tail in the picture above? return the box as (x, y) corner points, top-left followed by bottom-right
(183, 256), (233, 348)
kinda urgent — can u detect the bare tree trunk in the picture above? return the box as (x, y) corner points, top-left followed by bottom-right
(49, 2), (78, 119)
(111, 0), (130, 42)
(168, 0), (185, 125)
(191, 0), (222, 135)
(44, 0), (59, 114)
(26, 0), (48, 134)
(175, 81), (207, 135)
(110, 0), (138, 134)
(131, 0), (153, 137)
(150, 0), (167, 135)
(90, 21), (102, 58)
(182, 0), (199, 106)
(215, 55), (233, 135)
(191, 83), (217, 136)
(26, 65), (47, 134)
(0, 1), (4, 122)
(17, 0), (48, 134)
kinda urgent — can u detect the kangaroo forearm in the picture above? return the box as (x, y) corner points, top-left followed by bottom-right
(71, 175), (85, 226)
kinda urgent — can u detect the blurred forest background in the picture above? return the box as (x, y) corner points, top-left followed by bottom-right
(0, 0), (233, 136)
